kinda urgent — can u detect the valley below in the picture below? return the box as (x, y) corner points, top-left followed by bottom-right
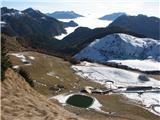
(8, 51), (160, 120)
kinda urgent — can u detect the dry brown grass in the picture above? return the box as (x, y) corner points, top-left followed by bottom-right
(2, 34), (26, 52)
(9, 51), (104, 97)
(148, 75), (160, 80)
(1, 68), (86, 120)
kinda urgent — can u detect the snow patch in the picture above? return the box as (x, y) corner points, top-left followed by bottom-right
(41, 17), (46, 20)
(47, 72), (56, 77)
(89, 97), (102, 111)
(154, 105), (160, 114)
(10, 53), (31, 65)
(28, 56), (35, 60)
(49, 93), (102, 111)
(3, 11), (24, 17)
(49, 93), (76, 106)
(12, 65), (19, 69)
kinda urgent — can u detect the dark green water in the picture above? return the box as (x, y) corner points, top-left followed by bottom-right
(66, 94), (94, 108)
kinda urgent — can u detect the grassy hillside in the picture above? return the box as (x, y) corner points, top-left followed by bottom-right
(1, 68), (86, 120)
(8, 51), (159, 120)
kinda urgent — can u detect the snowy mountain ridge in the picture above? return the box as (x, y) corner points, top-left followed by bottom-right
(74, 33), (160, 62)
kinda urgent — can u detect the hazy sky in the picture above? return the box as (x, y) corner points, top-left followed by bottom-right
(1, 0), (160, 17)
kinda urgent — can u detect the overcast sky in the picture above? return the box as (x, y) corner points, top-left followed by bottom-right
(1, 0), (160, 17)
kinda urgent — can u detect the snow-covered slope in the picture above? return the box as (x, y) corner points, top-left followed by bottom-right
(74, 33), (160, 71)
(72, 62), (160, 116)
(75, 33), (160, 61)
(72, 62), (160, 88)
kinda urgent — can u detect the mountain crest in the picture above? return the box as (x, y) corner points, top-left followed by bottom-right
(1, 7), (22, 16)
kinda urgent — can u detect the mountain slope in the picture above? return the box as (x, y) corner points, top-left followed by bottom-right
(99, 12), (126, 20)
(74, 33), (160, 62)
(108, 14), (160, 39)
(1, 7), (78, 58)
(57, 26), (145, 57)
(1, 68), (86, 120)
(47, 11), (83, 19)
(1, 7), (66, 37)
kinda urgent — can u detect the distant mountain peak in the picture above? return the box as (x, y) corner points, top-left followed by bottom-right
(24, 7), (34, 11)
(108, 14), (160, 39)
(99, 12), (127, 20)
(22, 8), (40, 14)
(22, 8), (45, 18)
(47, 11), (83, 19)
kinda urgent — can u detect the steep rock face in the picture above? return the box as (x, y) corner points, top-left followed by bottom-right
(108, 14), (160, 40)
(74, 33), (160, 62)
(1, 68), (86, 120)
(1, 7), (66, 37)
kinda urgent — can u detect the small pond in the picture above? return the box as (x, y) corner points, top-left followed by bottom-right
(66, 94), (94, 108)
